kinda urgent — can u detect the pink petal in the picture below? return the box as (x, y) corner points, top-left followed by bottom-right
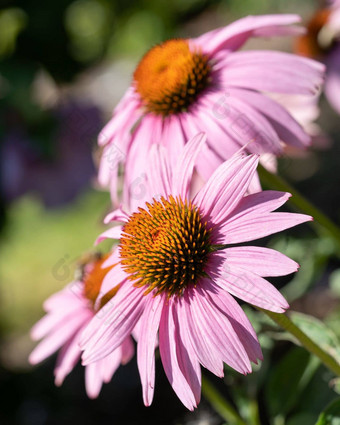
(172, 132), (207, 199)
(101, 247), (120, 268)
(227, 87), (310, 148)
(205, 280), (262, 363)
(147, 144), (172, 198)
(85, 362), (103, 398)
(222, 51), (324, 95)
(194, 153), (259, 223)
(223, 246), (299, 277)
(220, 211), (312, 244)
(94, 261), (128, 309)
(81, 283), (147, 364)
(179, 113), (223, 182)
(95, 225), (122, 245)
(104, 207), (129, 224)
(121, 337), (135, 364)
(99, 348), (123, 383)
(211, 94), (282, 155)
(215, 266), (289, 313)
(172, 297), (201, 406)
(137, 293), (165, 406)
(31, 310), (75, 341)
(225, 190), (291, 217)
(29, 310), (90, 365)
(193, 15), (302, 55)
(98, 88), (140, 146)
(123, 115), (162, 210)
(179, 292), (224, 377)
(159, 299), (197, 410)
(42, 283), (85, 313)
(161, 116), (186, 169)
(247, 170), (262, 194)
(191, 286), (252, 373)
(54, 327), (83, 386)
(193, 102), (243, 158)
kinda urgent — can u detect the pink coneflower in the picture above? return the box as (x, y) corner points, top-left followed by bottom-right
(29, 253), (133, 398)
(98, 14), (324, 206)
(81, 134), (311, 410)
(295, 1), (340, 114)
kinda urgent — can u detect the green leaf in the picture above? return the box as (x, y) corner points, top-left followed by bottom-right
(265, 347), (311, 416)
(315, 398), (340, 425)
(290, 312), (340, 364)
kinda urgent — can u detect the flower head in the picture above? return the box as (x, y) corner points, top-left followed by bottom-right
(29, 253), (133, 398)
(97, 14), (324, 207)
(81, 134), (311, 409)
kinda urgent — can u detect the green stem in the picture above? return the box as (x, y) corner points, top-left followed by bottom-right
(258, 165), (340, 246)
(258, 308), (340, 377)
(249, 399), (262, 425)
(201, 375), (248, 425)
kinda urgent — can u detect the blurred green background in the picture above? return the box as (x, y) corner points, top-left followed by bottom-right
(1, 0), (340, 424)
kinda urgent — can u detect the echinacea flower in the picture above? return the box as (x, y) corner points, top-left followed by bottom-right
(81, 134), (311, 410)
(98, 14), (324, 207)
(29, 253), (134, 398)
(295, 1), (340, 114)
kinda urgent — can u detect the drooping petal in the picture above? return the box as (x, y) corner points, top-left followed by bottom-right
(85, 362), (103, 399)
(54, 327), (83, 386)
(179, 292), (224, 377)
(172, 297), (201, 406)
(193, 100), (244, 158)
(221, 50), (324, 95)
(137, 293), (165, 406)
(228, 88), (310, 148)
(204, 280), (262, 363)
(190, 286), (252, 374)
(159, 299), (197, 410)
(100, 348), (123, 383)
